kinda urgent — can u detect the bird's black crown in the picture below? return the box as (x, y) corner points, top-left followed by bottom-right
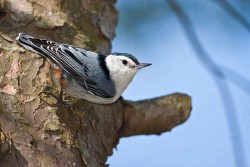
(112, 52), (139, 65)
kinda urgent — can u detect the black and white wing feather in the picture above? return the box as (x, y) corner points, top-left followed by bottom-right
(16, 33), (116, 98)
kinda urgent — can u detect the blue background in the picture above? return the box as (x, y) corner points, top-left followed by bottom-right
(108, 0), (250, 166)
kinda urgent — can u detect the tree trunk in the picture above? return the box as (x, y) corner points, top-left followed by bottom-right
(0, 0), (191, 166)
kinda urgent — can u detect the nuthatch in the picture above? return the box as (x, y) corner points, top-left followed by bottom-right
(16, 33), (151, 104)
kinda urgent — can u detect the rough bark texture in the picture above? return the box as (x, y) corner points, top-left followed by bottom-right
(0, 0), (192, 167)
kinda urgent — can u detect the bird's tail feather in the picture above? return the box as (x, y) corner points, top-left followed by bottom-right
(16, 33), (58, 59)
(16, 33), (41, 54)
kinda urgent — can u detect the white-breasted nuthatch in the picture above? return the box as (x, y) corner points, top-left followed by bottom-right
(16, 33), (151, 104)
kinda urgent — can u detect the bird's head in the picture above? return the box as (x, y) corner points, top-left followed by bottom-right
(105, 52), (151, 93)
(106, 52), (151, 77)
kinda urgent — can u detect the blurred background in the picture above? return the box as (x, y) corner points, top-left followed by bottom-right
(107, 0), (250, 166)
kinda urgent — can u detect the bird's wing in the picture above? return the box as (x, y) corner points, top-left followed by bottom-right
(16, 33), (114, 98)
(56, 45), (115, 98)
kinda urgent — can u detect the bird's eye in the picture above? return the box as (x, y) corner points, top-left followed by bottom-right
(122, 60), (128, 65)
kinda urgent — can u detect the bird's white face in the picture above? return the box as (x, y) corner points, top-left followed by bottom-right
(106, 55), (139, 75)
(105, 54), (140, 96)
(106, 54), (139, 79)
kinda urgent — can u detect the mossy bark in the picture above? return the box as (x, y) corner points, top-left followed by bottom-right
(0, 0), (191, 166)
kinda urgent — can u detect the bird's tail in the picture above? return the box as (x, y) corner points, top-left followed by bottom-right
(16, 33), (40, 54)
(16, 33), (58, 59)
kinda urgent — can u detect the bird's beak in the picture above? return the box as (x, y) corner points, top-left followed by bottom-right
(136, 63), (152, 69)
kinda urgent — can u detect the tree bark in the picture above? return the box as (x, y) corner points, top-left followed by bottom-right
(0, 0), (192, 166)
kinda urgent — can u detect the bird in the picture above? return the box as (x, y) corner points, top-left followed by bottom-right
(16, 33), (151, 104)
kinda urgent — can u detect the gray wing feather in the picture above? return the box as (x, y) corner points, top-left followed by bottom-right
(57, 46), (116, 98)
